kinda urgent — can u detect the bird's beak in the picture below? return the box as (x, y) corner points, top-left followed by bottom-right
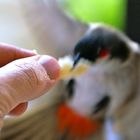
(72, 53), (81, 69)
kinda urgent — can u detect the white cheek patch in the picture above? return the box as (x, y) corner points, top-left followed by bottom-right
(67, 67), (109, 117)
(65, 57), (136, 118)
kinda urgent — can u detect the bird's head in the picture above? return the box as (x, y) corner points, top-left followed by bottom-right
(73, 24), (138, 69)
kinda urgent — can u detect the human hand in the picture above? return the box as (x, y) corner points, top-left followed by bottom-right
(0, 43), (60, 127)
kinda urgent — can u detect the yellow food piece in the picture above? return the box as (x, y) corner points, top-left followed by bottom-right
(59, 56), (91, 79)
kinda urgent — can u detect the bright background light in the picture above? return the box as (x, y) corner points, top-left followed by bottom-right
(0, 0), (38, 50)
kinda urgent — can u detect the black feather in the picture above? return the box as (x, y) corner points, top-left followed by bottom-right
(73, 26), (130, 65)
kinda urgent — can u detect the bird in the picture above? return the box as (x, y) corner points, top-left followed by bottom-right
(68, 23), (140, 140)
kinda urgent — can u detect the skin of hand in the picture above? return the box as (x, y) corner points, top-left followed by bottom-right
(0, 43), (60, 127)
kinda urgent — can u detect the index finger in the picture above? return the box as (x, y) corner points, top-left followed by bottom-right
(0, 43), (36, 67)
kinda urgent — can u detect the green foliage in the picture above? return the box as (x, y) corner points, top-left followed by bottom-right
(63, 0), (127, 30)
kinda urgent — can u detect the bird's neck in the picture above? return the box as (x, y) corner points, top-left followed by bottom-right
(110, 54), (140, 140)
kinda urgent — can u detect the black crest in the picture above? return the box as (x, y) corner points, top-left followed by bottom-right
(73, 26), (130, 66)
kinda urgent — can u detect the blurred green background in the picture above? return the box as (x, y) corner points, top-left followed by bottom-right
(62, 0), (127, 30)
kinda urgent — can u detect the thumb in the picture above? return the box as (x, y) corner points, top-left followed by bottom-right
(0, 55), (60, 117)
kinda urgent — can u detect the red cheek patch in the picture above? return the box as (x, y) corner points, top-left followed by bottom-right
(99, 49), (109, 58)
(57, 104), (101, 139)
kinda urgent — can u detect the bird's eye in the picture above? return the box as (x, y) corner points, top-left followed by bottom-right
(98, 48), (109, 58)
(66, 79), (75, 98)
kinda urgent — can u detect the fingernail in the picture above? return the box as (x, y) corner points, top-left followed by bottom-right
(38, 55), (60, 80)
